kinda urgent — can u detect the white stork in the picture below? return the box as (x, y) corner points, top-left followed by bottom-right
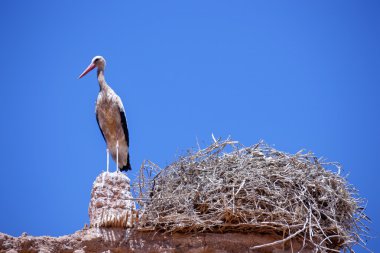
(78, 56), (131, 172)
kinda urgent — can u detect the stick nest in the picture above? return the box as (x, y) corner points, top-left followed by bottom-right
(134, 139), (369, 252)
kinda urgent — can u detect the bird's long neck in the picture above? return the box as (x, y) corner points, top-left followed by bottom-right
(97, 69), (108, 91)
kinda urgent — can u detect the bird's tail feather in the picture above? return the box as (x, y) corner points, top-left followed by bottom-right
(120, 154), (132, 172)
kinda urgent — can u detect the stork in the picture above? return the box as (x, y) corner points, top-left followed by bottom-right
(78, 56), (131, 172)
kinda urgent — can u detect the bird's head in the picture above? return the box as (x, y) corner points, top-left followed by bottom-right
(78, 56), (106, 79)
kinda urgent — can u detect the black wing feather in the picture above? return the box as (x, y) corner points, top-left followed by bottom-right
(96, 112), (107, 144)
(119, 109), (131, 171)
(119, 109), (129, 147)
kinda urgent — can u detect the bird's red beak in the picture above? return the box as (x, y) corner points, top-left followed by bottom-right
(78, 63), (96, 79)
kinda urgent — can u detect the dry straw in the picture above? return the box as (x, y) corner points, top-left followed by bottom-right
(134, 138), (370, 252)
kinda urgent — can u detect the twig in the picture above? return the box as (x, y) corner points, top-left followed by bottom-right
(250, 219), (308, 250)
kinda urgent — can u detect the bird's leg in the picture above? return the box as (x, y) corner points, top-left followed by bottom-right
(116, 140), (119, 172)
(106, 148), (109, 173)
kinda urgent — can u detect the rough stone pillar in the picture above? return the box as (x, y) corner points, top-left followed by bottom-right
(88, 172), (136, 228)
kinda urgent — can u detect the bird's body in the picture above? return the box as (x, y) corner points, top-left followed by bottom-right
(96, 86), (131, 171)
(79, 56), (131, 172)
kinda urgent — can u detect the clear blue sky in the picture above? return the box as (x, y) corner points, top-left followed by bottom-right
(0, 1), (379, 251)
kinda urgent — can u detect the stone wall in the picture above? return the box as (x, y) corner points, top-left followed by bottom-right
(0, 228), (315, 253)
